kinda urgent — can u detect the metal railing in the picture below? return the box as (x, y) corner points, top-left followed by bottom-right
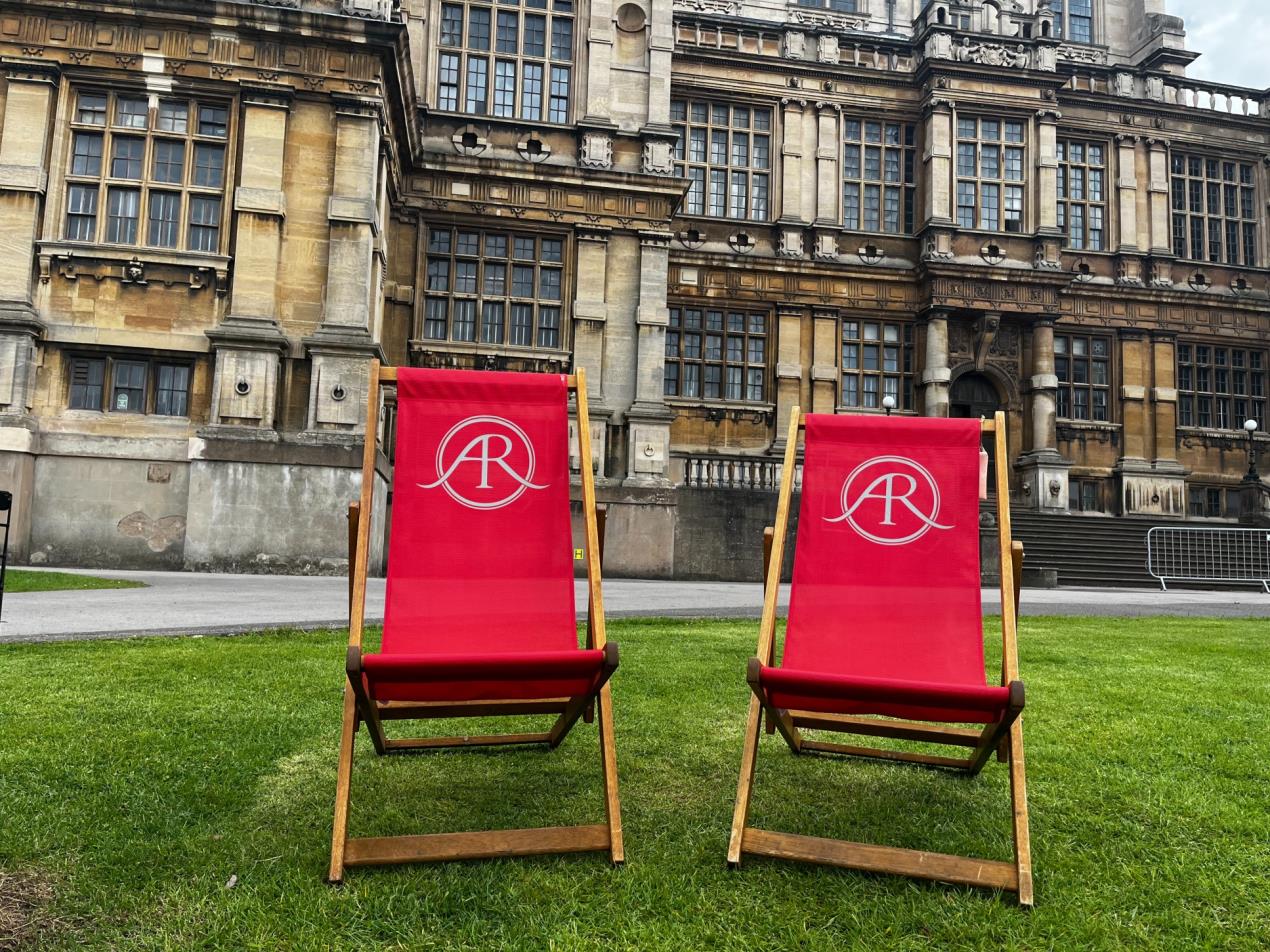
(1146, 526), (1270, 593)
(675, 453), (803, 493)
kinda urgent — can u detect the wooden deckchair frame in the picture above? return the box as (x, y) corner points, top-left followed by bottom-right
(727, 408), (1033, 907)
(328, 363), (622, 883)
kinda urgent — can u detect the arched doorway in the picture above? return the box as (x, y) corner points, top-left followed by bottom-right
(950, 372), (1001, 420)
(950, 372), (1002, 491)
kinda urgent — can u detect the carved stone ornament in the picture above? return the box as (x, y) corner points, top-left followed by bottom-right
(783, 31), (806, 60)
(817, 36), (840, 66)
(790, 11), (866, 32)
(642, 139), (674, 176)
(943, 37), (1038, 70)
(579, 130), (613, 170)
(672, 0), (741, 14)
(1057, 44), (1108, 66)
(777, 229), (804, 259)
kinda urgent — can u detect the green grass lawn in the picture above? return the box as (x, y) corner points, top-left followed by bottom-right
(1, 617), (1268, 950)
(2, 569), (145, 594)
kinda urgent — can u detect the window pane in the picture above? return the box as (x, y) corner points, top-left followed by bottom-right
(71, 132), (104, 176)
(197, 105), (229, 138)
(153, 140), (186, 184)
(106, 187), (141, 244)
(76, 93), (107, 125)
(68, 357), (106, 410)
(111, 360), (147, 413)
(192, 143), (224, 188)
(187, 196), (221, 252)
(157, 100), (189, 133)
(147, 192), (181, 248)
(116, 96), (148, 129)
(155, 364), (190, 417)
(111, 137), (144, 179)
(65, 184), (99, 241)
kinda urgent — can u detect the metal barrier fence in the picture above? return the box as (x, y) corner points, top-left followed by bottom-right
(1146, 526), (1270, 592)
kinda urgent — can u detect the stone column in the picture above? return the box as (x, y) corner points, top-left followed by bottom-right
(812, 103), (839, 260)
(571, 227), (610, 478)
(921, 309), (951, 417)
(770, 303), (805, 452)
(624, 231), (673, 486)
(810, 307), (839, 414)
(1017, 318), (1070, 511)
(0, 59), (57, 561)
(777, 99), (807, 258)
(1118, 328), (1149, 463)
(303, 95), (385, 440)
(205, 85), (291, 436)
(1029, 319), (1059, 454)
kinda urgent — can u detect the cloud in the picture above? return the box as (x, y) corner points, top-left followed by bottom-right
(1168, 0), (1268, 89)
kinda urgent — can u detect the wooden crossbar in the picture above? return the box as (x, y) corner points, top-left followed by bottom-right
(742, 829), (1018, 893)
(375, 699), (570, 720)
(790, 712), (983, 747)
(384, 732), (552, 751)
(344, 824), (611, 867)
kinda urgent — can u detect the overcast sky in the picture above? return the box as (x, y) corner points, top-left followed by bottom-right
(1169, 0), (1267, 89)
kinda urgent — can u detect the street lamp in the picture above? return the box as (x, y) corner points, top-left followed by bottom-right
(1244, 419), (1261, 483)
(882, 395), (896, 417)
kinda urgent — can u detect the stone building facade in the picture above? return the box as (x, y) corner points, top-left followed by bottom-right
(0, 0), (1266, 576)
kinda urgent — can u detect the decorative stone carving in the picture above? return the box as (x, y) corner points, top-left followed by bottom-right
(777, 228), (803, 259)
(672, 0), (741, 13)
(944, 36), (1036, 69)
(790, 11), (866, 32)
(816, 36), (839, 66)
(579, 130), (614, 170)
(782, 31), (806, 60)
(1056, 44), (1107, 65)
(642, 139), (674, 176)
(1113, 72), (1135, 97)
(339, 0), (396, 19)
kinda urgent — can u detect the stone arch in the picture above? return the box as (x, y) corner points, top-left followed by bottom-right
(948, 362), (1022, 415)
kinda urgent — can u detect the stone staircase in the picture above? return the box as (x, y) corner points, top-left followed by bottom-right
(993, 505), (1159, 589)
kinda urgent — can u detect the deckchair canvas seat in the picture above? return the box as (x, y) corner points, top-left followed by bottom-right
(359, 646), (615, 703)
(757, 664), (1016, 724)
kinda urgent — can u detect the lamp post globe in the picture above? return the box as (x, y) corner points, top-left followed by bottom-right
(881, 395), (896, 417)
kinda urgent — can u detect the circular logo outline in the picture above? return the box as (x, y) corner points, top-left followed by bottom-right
(429, 414), (542, 511)
(836, 454), (948, 546)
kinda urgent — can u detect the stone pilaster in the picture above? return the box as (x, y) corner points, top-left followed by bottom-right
(582, 0), (615, 124)
(206, 84), (291, 436)
(624, 231), (673, 486)
(1033, 108), (1062, 269)
(921, 309), (951, 417)
(1017, 318), (1070, 511)
(1116, 134), (1141, 252)
(770, 303), (805, 452)
(923, 97), (954, 225)
(811, 307), (839, 414)
(777, 97), (807, 256)
(571, 227), (610, 478)
(1119, 330), (1187, 517)
(303, 95), (386, 440)
(813, 103), (839, 258)
(1146, 138), (1172, 256)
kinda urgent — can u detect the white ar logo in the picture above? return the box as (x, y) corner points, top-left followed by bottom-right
(825, 454), (953, 546)
(419, 415), (547, 510)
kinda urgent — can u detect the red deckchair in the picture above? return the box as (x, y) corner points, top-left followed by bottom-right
(728, 408), (1033, 906)
(328, 364), (621, 882)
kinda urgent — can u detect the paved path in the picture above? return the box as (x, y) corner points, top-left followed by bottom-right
(3, 568), (1268, 643)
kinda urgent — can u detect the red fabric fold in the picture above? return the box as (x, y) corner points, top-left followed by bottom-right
(370, 368), (597, 704)
(759, 665), (1011, 724)
(361, 649), (606, 703)
(777, 414), (998, 723)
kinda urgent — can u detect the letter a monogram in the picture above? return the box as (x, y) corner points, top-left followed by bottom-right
(420, 415), (548, 510)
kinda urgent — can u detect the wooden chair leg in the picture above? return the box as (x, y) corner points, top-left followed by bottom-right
(596, 682), (624, 863)
(328, 685), (359, 884)
(727, 693), (764, 867)
(1008, 718), (1034, 907)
